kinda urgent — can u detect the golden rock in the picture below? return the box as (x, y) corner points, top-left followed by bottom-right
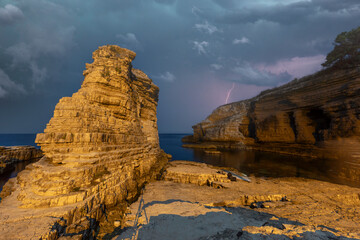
(0, 45), (168, 239)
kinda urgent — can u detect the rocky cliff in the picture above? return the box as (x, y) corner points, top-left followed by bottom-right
(0, 45), (168, 239)
(0, 146), (43, 175)
(188, 67), (360, 160)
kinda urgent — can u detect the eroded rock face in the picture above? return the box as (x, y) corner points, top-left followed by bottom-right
(0, 146), (43, 175)
(190, 68), (360, 158)
(0, 146), (43, 199)
(0, 45), (168, 240)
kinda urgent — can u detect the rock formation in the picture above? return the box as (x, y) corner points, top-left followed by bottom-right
(187, 67), (360, 160)
(0, 45), (168, 239)
(0, 146), (42, 175)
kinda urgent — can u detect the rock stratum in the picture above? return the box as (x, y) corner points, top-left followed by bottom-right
(0, 146), (43, 175)
(0, 45), (168, 240)
(188, 67), (360, 160)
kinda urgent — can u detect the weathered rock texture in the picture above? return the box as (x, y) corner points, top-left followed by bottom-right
(115, 161), (360, 239)
(0, 45), (168, 240)
(0, 146), (42, 175)
(188, 67), (360, 160)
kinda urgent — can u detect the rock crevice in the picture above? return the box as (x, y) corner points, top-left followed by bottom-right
(0, 146), (43, 175)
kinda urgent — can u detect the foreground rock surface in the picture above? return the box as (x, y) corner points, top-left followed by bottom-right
(188, 68), (360, 159)
(115, 161), (360, 240)
(0, 146), (42, 175)
(0, 45), (168, 239)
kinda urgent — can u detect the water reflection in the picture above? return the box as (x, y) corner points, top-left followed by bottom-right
(1, 134), (358, 195)
(159, 134), (359, 188)
(192, 149), (359, 188)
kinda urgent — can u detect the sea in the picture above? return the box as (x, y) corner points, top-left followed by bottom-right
(0, 133), (359, 194)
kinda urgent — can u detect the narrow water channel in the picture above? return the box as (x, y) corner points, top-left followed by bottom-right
(0, 134), (39, 194)
(0, 160), (37, 193)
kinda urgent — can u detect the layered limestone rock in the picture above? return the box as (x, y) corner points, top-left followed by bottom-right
(0, 146), (43, 175)
(115, 161), (360, 239)
(0, 45), (168, 239)
(188, 67), (360, 159)
(0, 146), (43, 199)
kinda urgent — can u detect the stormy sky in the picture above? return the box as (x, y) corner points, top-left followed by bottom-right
(0, 0), (359, 133)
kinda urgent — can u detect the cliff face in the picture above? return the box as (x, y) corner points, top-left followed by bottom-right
(190, 68), (360, 158)
(0, 45), (168, 239)
(0, 146), (43, 175)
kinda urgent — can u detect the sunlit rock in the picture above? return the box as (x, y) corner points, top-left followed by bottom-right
(189, 68), (360, 156)
(0, 146), (42, 175)
(115, 161), (360, 240)
(0, 45), (168, 239)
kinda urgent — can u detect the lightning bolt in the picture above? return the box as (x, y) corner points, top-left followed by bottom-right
(225, 83), (235, 104)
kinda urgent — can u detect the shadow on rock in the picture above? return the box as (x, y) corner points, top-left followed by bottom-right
(111, 202), (356, 240)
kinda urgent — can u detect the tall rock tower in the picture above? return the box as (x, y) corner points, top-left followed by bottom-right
(0, 45), (168, 239)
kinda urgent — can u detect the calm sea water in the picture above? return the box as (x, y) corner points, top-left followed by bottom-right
(0, 134), (38, 148)
(159, 134), (195, 161)
(160, 134), (360, 188)
(0, 134), (358, 194)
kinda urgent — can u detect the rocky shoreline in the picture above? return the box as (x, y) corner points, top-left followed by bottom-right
(0, 146), (43, 175)
(186, 67), (360, 163)
(111, 161), (360, 240)
(1, 158), (359, 239)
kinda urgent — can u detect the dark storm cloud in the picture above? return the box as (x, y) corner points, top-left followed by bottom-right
(154, 0), (177, 5)
(231, 64), (292, 86)
(0, 69), (25, 97)
(0, 0), (359, 133)
(314, 0), (360, 11)
(0, 4), (23, 24)
(212, 0), (360, 25)
(1, 0), (75, 89)
(116, 33), (142, 51)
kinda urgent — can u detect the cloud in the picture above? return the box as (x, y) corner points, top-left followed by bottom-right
(0, 69), (25, 98)
(193, 41), (209, 55)
(194, 21), (220, 34)
(214, 0), (360, 25)
(6, 43), (48, 84)
(0, 4), (23, 24)
(231, 63), (291, 86)
(0, 0), (359, 133)
(116, 33), (142, 50)
(191, 6), (203, 17)
(212, 0), (237, 9)
(31, 26), (76, 56)
(233, 37), (250, 44)
(6, 43), (32, 67)
(30, 62), (47, 84)
(116, 33), (139, 44)
(257, 55), (326, 79)
(155, 71), (176, 82)
(314, 0), (360, 12)
(154, 0), (176, 5)
(210, 64), (223, 70)
(4, 23), (75, 85)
